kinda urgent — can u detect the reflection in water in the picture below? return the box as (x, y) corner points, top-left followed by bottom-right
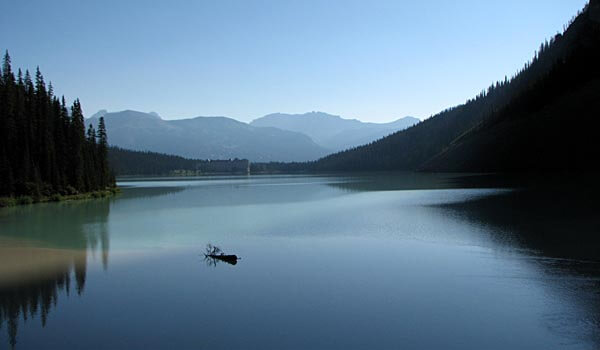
(435, 184), (600, 261)
(433, 181), (600, 346)
(0, 250), (86, 348)
(331, 173), (600, 347)
(0, 199), (111, 349)
(327, 172), (463, 192)
(203, 254), (239, 266)
(116, 185), (185, 200)
(203, 244), (239, 266)
(1, 174), (599, 349)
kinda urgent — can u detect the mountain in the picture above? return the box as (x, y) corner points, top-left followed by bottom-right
(87, 110), (328, 162)
(314, 0), (600, 173)
(250, 112), (419, 151)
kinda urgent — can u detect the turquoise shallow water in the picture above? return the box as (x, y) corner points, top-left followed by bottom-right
(1, 173), (599, 349)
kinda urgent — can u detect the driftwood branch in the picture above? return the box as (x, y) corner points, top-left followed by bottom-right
(203, 244), (239, 266)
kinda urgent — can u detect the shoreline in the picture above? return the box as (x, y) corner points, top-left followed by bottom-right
(0, 187), (120, 208)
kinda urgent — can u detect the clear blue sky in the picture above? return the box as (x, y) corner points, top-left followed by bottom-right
(0, 0), (588, 122)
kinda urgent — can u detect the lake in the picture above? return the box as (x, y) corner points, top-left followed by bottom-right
(1, 173), (599, 349)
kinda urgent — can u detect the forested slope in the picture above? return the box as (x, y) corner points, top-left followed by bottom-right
(315, 0), (600, 173)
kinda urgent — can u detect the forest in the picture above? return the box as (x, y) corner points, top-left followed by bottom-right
(108, 147), (250, 175)
(0, 52), (115, 204)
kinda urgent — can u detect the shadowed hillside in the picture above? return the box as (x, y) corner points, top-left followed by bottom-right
(314, 0), (600, 173)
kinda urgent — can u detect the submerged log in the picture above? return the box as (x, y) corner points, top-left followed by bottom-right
(206, 254), (239, 265)
(204, 244), (239, 266)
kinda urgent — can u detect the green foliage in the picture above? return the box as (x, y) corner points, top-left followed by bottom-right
(0, 53), (116, 198)
(64, 185), (78, 195)
(0, 197), (16, 207)
(16, 196), (33, 205)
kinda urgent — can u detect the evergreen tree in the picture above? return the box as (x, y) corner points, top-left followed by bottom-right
(0, 51), (15, 195)
(70, 99), (86, 192)
(85, 123), (98, 191)
(97, 117), (109, 188)
(0, 52), (115, 200)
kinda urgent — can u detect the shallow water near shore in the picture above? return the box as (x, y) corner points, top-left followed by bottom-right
(1, 173), (599, 349)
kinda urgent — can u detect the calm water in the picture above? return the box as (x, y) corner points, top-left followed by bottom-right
(1, 173), (599, 349)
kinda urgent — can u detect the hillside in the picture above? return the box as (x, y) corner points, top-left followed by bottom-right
(108, 147), (249, 175)
(88, 110), (328, 162)
(251, 112), (419, 151)
(314, 0), (600, 173)
(421, 5), (600, 172)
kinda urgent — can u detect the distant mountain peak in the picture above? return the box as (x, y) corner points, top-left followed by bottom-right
(251, 112), (419, 151)
(260, 111), (342, 120)
(89, 109), (108, 119)
(112, 110), (163, 120)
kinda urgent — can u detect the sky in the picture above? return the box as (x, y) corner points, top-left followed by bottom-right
(0, 0), (589, 122)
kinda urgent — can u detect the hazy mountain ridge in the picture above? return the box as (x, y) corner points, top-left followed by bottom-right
(88, 110), (328, 162)
(251, 112), (419, 151)
(88, 110), (419, 161)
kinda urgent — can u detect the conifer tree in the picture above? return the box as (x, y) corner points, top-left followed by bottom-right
(0, 52), (116, 200)
(85, 124), (98, 191)
(97, 117), (109, 187)
(70, 99), (86, 191)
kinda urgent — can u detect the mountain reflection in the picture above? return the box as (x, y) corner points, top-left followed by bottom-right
(326, 172), (461, 192)
(438, 175), (600, 261)
(329, 172), (600, 346)
(434, 180), (600, 346)
(0, 198), (110, 349)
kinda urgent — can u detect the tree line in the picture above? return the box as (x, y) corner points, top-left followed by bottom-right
(0, 51), (115, 199)
(108, 147), (250, 175)
(108, 147), (201, 175)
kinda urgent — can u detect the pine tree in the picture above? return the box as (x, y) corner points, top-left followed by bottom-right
(34, 66), (56, 193)
(85, 123), (98, 191)
(70, 99), (86, 192)
(97, 117), (109, 188)
(15, 69), (31, 188)
(0, 51), (16, 195)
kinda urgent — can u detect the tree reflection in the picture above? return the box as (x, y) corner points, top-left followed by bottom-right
(0, 198), (110, 349)
(0, 255), (86, 348)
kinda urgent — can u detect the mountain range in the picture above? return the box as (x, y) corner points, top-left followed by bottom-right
(88, 110), (327, 162)
(88, 110), (417, 162)
(250, 112), (419, 151)
(95, 1), (600, 171)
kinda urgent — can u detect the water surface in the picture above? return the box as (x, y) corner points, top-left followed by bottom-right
(1, 173), (599, 349)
